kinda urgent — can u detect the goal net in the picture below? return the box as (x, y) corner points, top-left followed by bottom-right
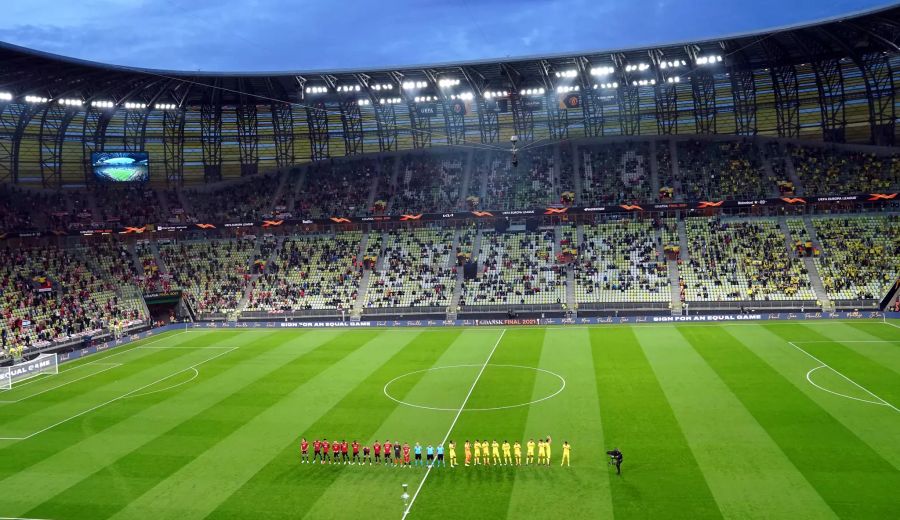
(0, 353), (59, 390)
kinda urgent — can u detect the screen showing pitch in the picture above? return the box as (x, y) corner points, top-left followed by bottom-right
(91, 152), (149, 183)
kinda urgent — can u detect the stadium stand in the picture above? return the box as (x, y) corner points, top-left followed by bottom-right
(365, 227), (455, 309)
(459, 230), (565, 307)
(479, 147), (555, 209)
(391, 153), (467, 213)
(672, 140), (773, 200)
(681, 218), (816, 303)
(0, 244), (145, 356)
(160, 238), (255, 315)
(789, 145), (899, 195)
(575, 220), (669, 304)
(294, 161), (378, 218)
(184, 172), (281, 222)
(246, 231), (361, 312)
(579, 142), (653, 204)
(811, 215), (900, 301)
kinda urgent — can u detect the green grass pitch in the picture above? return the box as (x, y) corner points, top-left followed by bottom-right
(0, 320), (898, 519)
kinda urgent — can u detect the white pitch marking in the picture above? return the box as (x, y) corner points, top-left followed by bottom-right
(805, 366), (886, 406)
(0, 346), (237, 441)
(122, 368), (200, 399)
(787, 341), (900, 413)
(383, 364), (566, 412)
(402, 329), (506, 520)
(884, 320), (900, 330)
(0, 364), (122, 404)
(792, 340), (900, 343)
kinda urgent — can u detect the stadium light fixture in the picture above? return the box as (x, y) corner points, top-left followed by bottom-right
(358, 99), (371, 106)
(58, 98), (83, 107)
(0, 92), (12, 101)
(483, 90), (508, 99)
(438, 78), (460, 88)
(413, 95), (438, 103)
(556, 85), (580, 93)
(554, 70), (577, 78)
(25, 95), (49, 103)
(666, 76), (681, 84)
(337, 85), (361, 93)
(91, 100), (115, 108)
(594, 82), (618, 89)
(450, 92), (474, 100)
(155, 103), (177, 110)
(305, 86), (329, 94)
(124, 102), (147, 109)
(696, 55), (723, 65)
(379, 97), (402, 104)
(590, 66), (614, 76)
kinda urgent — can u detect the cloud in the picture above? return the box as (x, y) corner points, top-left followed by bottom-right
(0, 0), (891, 72)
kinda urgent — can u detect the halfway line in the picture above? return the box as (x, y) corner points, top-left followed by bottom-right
(401, 328), (507, 520)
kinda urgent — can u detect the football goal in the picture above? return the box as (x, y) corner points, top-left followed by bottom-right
(0, 353), (59, 390)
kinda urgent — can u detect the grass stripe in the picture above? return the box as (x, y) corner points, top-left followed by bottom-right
(505, 328), (614, 520)
(209, 329), (466, 519)
(407, 328), (545, 519)
(639, 326), (837, 519)
(682, 325), (900, 519)
(19, 330), (353, 520)
(590, 327), (722, 519)
(0, 330), (304, 517)
(107, 330), (423, 520)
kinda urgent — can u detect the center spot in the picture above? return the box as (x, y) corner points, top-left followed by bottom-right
(383, 364), (566, 412)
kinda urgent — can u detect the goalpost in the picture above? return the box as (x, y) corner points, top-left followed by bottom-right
(0, 353), (59, 390)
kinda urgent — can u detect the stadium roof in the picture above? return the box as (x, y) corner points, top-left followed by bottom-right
(0, 4), (899, 107)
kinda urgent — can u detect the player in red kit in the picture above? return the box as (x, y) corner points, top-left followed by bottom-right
(383, 441), (393, 466)
(322, 438), (330, 464)
(402, 442), (411, 467)
(313, 439), (322, 463)
(351, 440), (361, 464)
(373, 441), (382, 463)
(300, 438), (310, 464)
(332, 440), (341, 464)
(341, 440), (350, 464)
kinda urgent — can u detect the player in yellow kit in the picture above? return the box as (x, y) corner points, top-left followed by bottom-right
(481, 440), (490, 466)
(464, 440), (471, 466)
(544, 436), (552, 466)
(491, 440), (501, 465)
(513, 441), (522, 466)
(473, 439), (481, 465)
(561, 441), (571, 467)
(449, 441), (457, 468)
(537, 439), (546, 465)
(526, 438), (536, 465)
(502, 440), (512, 465)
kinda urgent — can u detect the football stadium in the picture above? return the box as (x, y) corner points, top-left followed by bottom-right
(0, 2), (899, 519)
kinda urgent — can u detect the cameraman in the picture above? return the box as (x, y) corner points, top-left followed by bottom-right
(606, 448), (623, 475)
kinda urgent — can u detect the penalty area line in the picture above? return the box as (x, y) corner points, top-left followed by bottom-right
(402, 328), (507, 520)
(787, 341), (900, 414)
(0, 346), (237, 441)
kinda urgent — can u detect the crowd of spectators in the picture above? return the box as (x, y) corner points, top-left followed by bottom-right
(92, 185), (167, 224)
(391, 153), (466, 213)
(184, 172), (281, 222)
(673, 140), (772, 199)
(789, 146), (899, 195)
(293, 161), (379, 218)
(574, 221), (669, 303)
(812, 215), (899, 301)
(680, 218), (815, 301)
(579, 142), (653, 205)
(481, 147), (555, 209)
(160, 238), (255, 314)
(366, 228), (455, 308)
(0, 244), (145, 357)
(246, 232), (362, 312)
(459, 230), (565, 306)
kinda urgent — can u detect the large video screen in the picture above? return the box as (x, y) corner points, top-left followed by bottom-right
(91, 152), (149, 183)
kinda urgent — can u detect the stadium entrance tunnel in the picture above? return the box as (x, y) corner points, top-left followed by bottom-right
(383, 364), (565, 411)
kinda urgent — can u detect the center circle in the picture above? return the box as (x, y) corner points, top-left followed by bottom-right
(383, 364), (566, 411)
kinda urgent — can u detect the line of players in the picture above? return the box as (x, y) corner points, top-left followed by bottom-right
(300, 437), (571, 467)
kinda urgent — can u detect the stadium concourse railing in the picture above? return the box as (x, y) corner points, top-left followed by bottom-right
(0, 322), (147, 365)
(685, 299), (821, 312)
